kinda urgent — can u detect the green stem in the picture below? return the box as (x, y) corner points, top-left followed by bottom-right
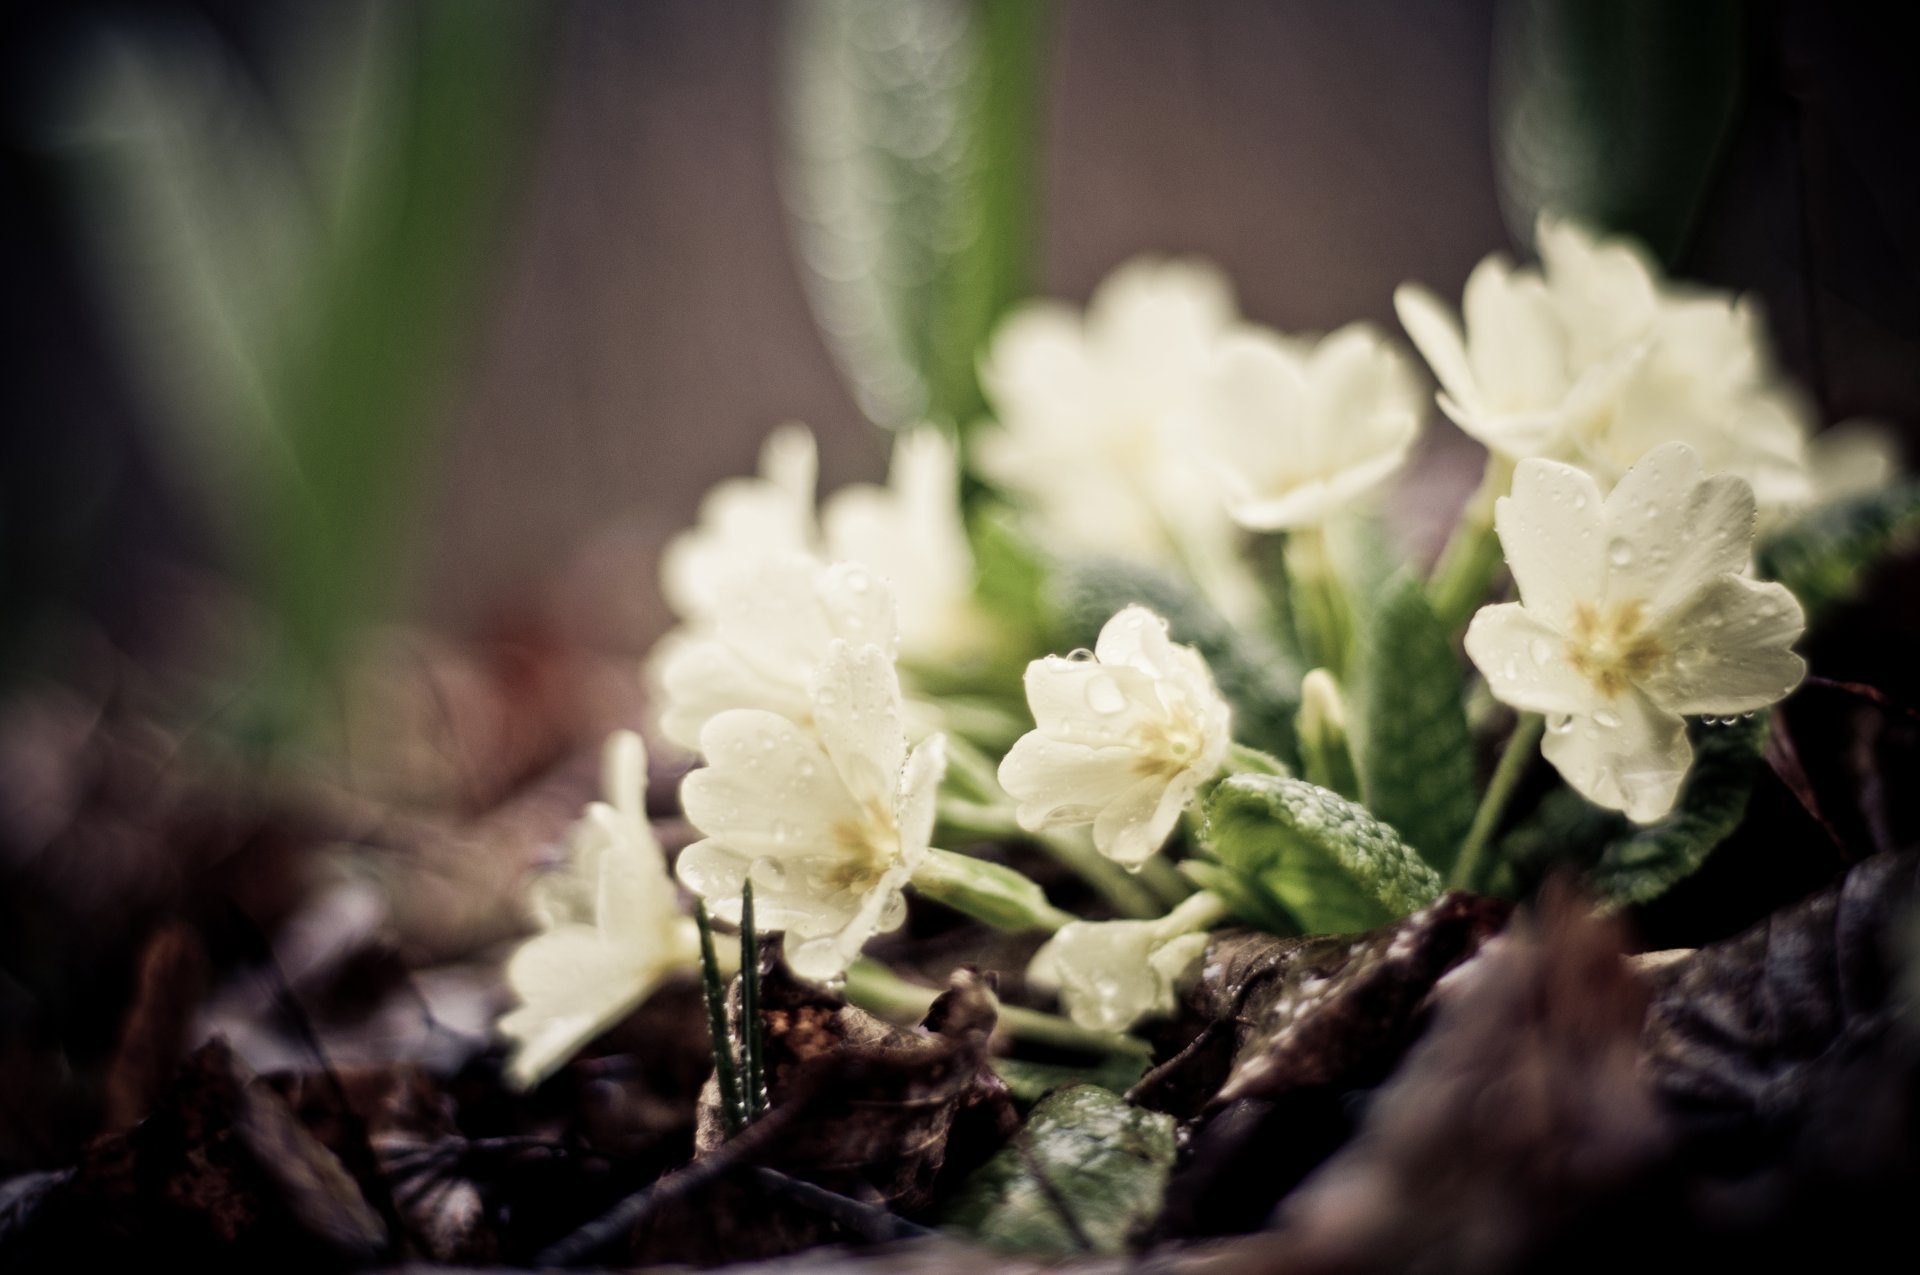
(1428, 454), (1514, 635)
(1035, 831), (1165, 919)
(1451, 712), (1544, 892)
(1133, 853), (1194, 909)
(1283, 527), (1353, 678)
(694, 901), (745, 1134)
(911, 846), (1076, 931)
(844, 958), (1152, 1059)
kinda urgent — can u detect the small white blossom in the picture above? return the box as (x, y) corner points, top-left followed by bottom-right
(999, 606), (1232, 866)
(653, 553), (900, 750)
(1465, 442), (1806, 823)
(1807, 419), (1902, 507)
(1395, 218), (1814, 511)
(677, 640), (946, 982)
(499, 731), (701, 1088)
(660, 424), (819, 623)
(976, 257), (1257, 616)
(1195, 324), (1424, 531)
(822, 427), (985, 661)
(1028, 892), (1226, 1032)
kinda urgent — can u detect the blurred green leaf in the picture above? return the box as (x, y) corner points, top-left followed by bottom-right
(938, 1084), (1174, 1256)
(1051, 556), (1303, 767)
(1202, 774), (1443, 935)
(1758, 483), (1920, 628)
(1492, 0), (1744, 263)
(1354, 574), (1479, 876)
(782, 0), (1046, 431)
(60, 2), (548, 728)
(990, 1055), (1151, 1108)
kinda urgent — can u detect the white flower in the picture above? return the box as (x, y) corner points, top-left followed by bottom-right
(1807, 419), (1902, 506)
(677, 640), (946, 982)
(1028, 892), (1226, 1032)
(499, 731), (701, 1088)
(822, 427), (984, 661)
(660, 424), (819, 622)
(1195, 324), (1424, 531)
(976, 257), (1254, 610)
(1464, 442), (1806, 823)
(653, 553), (900, 750)
(999, 606), (1232, 866)
(1396, 218), (1814, 511)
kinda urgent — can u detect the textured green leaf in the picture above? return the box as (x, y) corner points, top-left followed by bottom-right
(1354, 575), (1479, 875)
(1203, 775), (1444, 934)
(1492, 0), (1744, 263)
(938, 1085), (1175, 1256)
(782, 0), (1045, 430)
(1758, 482), (1920, 628)
(1588, 713), (1770, 906)
(1051, 557), (1302, 767)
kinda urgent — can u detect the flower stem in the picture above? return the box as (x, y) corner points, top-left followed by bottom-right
(1283, 526), (1353, 678)
(844, 958), (1152, 1060)
(912, 847), (1077, 931)
(1428, 454), (1514, 635)
(1451, 712), (1544, 892)
(1133, 853), (1195, 909)
(694, 900), (745, 1134)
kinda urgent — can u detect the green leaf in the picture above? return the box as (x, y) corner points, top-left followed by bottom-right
(938, 1085), (1175, 1256)
(1588, 713), (1770, 906)
(1758, 482), (1920, 628)
(1353, 575), (1479, 876)
(1050, 557), (1302, 767)
(990, 1055), (1151, 1108)
(1202, 775), (1444, 935)
(782, 0), (1046, 431)
(1492, 0), (1744, 264)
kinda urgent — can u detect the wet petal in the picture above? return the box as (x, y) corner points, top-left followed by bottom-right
(1022, 656), (1161, 747)
(681, 710), (857, 859)
(1496, 458), (1607, 629)
(998, 734), (1139, 831)
(1540, 690), (1691, 824)
(1641, 576), (1806, 716)
(1395, 282), (1479, 411)
(808, 640), (907, 811)
(1605, 442), (1755, 617)
(1092, 772), (1191, 867)
(1464, 603), (1597, 715)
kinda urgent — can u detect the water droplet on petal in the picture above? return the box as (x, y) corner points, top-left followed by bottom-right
(878, 892), (908, 931)
(750, 856), (788, 888)
(1066, 647), (1096, 663)
(1548, 713), (1575, 735)
(1528, 638), (1554, 666)
(1594, 708), (1622, 729)
(1608, 540), (1633, 568)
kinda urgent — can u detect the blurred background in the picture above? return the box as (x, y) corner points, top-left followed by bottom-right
(1, 0), (1916, 1172)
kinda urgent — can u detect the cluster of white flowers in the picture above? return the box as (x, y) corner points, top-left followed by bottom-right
(1395, 217), (1816, 516)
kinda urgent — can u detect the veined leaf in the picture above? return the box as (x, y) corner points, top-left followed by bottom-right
(1758, 482), (1920, 628)
(1203, 774), (1443, 935)
(1051, 557), (1302, 767)
(1354, 574), (1478, 875)
(938, 1084), (1174, 1256)
(1588, 713), (1770, 906)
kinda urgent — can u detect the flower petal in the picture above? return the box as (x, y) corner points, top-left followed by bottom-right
(1540, 690), (1691, 824)
(1463, 255), (1567, 413)
(897, 733), (947, 868)
(1021, 656), (1162, 748)
(1395, 282), (1479, 412)
(1604, 442), (1757, 618)
(1092, 772), (1191, 867)
(656, 632), (809, 751)
(998, 734), (1140, 831)
(1464, 603), (1597, 715)
(808, 640), (907, 812)
(1496, 458), (1608, 630)
(681, 710), (858, 861)
(1640, 576), (1806, 716)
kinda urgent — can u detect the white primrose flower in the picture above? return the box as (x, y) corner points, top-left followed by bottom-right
(653, 553), (899, 750)
(660, 423), (819, 622)
(1396, 218), (1815, 512)
(975, 257), (1254, 611)
(677, 639), (946, 982)
(1028, 892), (1227, 1032)
(1195, 324), (1424, 531)
(1464, 442), (1807, 823)
(999, 605), (1232, 867)
(499, 731), (702, 1088)
(822, 427), (985, 661)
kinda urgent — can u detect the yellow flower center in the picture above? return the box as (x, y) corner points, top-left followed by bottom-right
(1565, 600), (1664, 699)
(1128, 707), (1205, 780)
(825, 797), (900, 895)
